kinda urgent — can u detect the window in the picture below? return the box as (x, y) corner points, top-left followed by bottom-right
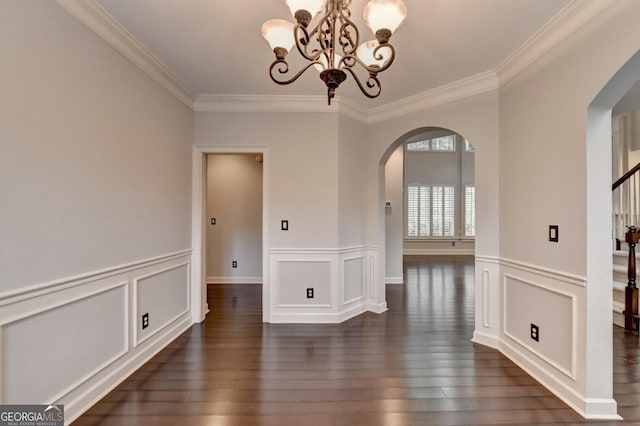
(465, 186), (476, 237)
(464, 139), (475, 152)
(407, 184), (455, 237)
(406, 134), (455, 152)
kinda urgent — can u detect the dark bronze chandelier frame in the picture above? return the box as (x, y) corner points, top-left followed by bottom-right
(268, 0), (397, 105)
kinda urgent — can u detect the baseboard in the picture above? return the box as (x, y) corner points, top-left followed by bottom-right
(269, 312), (344, 323)
(471, 330), (499, 349)
(613, 301), (625, 328)
(338, 304), (367, 323)
(498, 338), (620, 420)
(385, 276), (404, 284)
(65, 315), (193, 424)
(207, 276), (262, 284)
(366, 301), (388, 315)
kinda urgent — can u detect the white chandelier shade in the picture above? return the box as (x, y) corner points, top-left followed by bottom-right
(363, 0), (408, 35)
(261, 19), (295, 52)
(285, 0), (327, 18)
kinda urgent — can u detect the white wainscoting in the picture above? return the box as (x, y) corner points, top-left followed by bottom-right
(472, 256), (500, 348)
(0, 250), (193, 424)
(269, 246), (378, 323)
(482, 257), (607, 419)
(503, 274), (577, 379)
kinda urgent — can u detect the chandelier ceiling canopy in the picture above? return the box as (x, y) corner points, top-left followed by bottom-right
(262, 0), (407, 105)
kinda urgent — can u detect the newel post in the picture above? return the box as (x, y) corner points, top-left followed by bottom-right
(624, 226), (640, 331)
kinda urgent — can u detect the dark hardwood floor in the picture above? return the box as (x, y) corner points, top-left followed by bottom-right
(74, 256), (640, 425)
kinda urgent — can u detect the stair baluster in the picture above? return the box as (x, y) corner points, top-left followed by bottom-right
(624, 226), (640, 331)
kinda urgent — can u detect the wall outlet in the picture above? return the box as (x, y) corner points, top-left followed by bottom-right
(142, 313), (149, 330)
(530, 323), (539, 342)
(232, 260), (238, 268)
(306, 288), (314, 298)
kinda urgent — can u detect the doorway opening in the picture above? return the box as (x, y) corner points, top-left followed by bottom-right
(191, 146), (270, 323)
(382, 127), (476, 286)
(586, 49), (640, 417)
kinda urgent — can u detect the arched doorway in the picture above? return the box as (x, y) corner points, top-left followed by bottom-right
(383, 127), (476, 282)
(585, 49), (640, 416)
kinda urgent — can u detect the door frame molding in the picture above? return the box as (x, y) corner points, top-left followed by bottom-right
(191, 145), (271, 323)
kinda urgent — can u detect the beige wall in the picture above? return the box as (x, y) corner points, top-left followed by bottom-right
(0, 2), (194, 421)
(1, 1), (193, 291)
(206, 154), (263, 282)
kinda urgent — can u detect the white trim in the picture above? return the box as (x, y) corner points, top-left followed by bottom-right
(0, 282), (129, 405)
(498, 338), (621, 420)
(0, 250), (192, 308)
(269, 305), (368, 323)
(497, 0), (619, 87)
(471, 330), (500, 349)
(55, 0), (614, 118)
(65, 316), (192, 424)
(56, 0), (194, 108)
(194, 94), (331, 113)
(270, 245), (378, 255)
(502, 273), (577, 380)
(385, 276), (403, 284)
(192, 145), (271, 322)
(367, 71), (499, 124)
(133, 263), (190, 347)
(193, 95), (368, 122)
(475, 255), (500, 265)
(482, 269), (490, 328)
(206, 277), (263, 284)
(501, 257), (587, 288)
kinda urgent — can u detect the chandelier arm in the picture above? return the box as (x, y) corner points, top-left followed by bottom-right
(343, 67), (382, 99)
(340, 45), (397, 75)
(269, 60), (320, 85)
(294, 25), (323, 62)
(337, 9), (359, 56)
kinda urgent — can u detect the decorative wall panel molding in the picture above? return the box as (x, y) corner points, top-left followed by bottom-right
(0, 251), (193, 423)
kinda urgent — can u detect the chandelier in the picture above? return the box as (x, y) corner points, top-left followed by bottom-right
(261, 0), (407, 105)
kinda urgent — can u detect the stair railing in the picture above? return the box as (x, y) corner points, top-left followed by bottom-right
(613, 162), (640, 245)
(614, 163), (640, 331)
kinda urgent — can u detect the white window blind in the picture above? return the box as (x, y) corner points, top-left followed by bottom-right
(407, 184), (454, 237)
(465, 186), (476, 237)
(406, 135), (455, 152)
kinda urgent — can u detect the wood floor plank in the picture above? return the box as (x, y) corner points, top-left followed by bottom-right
(73, 256), (640, 425)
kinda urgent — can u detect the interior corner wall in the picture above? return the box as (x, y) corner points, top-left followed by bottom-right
(497, 0), (640, 418)
(384, 146), (404, 283)
(337, 114), (368, 248)
(206, 154), (263, 283)
(195, 111), (371, 322)
(194, 111), (339, 249)
(365, 92), (500, 260)
(1, 2), (193, 422)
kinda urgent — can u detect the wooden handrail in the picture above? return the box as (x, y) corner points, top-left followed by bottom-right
(613, 161), (640, 190)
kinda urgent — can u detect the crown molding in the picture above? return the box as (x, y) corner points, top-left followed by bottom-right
(365, 71), (500, 124)
(56, 0), (614, 118)
(194, 95), (331, 113)
(194, 94), (368, 120)
(56, 0), (194, 109)
(497, 0), (618, 87)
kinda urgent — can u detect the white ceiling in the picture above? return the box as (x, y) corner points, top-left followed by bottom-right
(95, 0), (572, 108)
